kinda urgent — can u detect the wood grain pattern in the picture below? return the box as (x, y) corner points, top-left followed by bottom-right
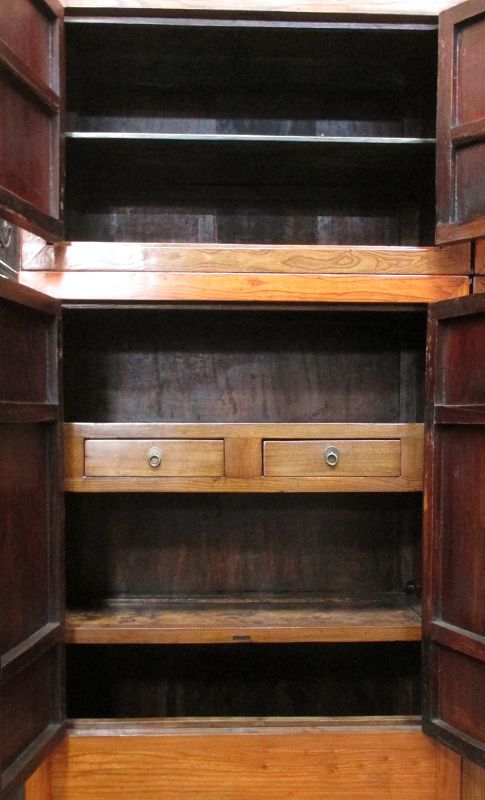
(436, 746), (462, 800)
(60, 0), (456, 13)
(474, 277), (485, 293)
(65, 595), (421, 644)
(65, 422), (423, 491)
(224, 437), (262, 479)
(85, 439), (224, 477)
(48, 725), (457, 800)
(28, 242), (471, 275)
(65, 491), (421, 602)
(62, 308), (426, 426)
(19, 271), (470, 304)
(263, 438), (401, 477)
(25, 758), (52, 800)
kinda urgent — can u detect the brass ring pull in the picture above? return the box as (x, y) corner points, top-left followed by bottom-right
(147, 446), (163, 469)
(324, 446), (340, 468)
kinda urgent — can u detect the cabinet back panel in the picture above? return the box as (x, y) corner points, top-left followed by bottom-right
(65, 141), (435, 245)
(65, 493), (421, 600)
(66, 642), (420, 718)
(63, 310), (425, 424)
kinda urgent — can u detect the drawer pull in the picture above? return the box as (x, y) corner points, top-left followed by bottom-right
(323, 446), (340, 468)
(147, 446), (163, 469)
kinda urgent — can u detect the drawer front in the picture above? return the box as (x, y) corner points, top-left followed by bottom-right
(85, 439), (224, 478)
(263, 440), (401, 477)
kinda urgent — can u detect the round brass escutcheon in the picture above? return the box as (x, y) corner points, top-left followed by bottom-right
(323, 446), (340, 468)
(147, 446), (163, 469)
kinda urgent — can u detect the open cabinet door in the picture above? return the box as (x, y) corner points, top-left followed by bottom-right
(0, 280), (65, 797)
(436, 0), (485, 244)
(423, 293), (485, 768)
(0, 0), (63, 241)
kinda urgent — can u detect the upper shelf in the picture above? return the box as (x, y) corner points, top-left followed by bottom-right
(66, 132), (436, 145)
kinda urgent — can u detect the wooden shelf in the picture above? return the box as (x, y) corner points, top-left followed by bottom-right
(66, 132), (436, 145)
(66, 594), (421, 645)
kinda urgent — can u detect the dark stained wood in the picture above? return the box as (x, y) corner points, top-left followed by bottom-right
(65, 137), (435, 245)
(0, 40), (60, 113)
(435, 314), (485, 405)
(0, 0), (56, 90)
(423, 290), (485, 768)
(430, 621), (485, 664)
(62, 308), (426, 424)
(66, 642), (421, 719)
(0, 281), (64, 797)
(65, 491), (422, 601)
(436, 0), (485, 244)
(0, 0), (63, 242)
(0, 402), (59, 424)
(433, 647), (485, 746)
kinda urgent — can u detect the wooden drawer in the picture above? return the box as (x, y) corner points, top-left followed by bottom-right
(263, 439), (401, 477)
(85, 439), (224, 478)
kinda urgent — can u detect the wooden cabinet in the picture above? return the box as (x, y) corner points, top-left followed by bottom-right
(0, 1), (484, 799)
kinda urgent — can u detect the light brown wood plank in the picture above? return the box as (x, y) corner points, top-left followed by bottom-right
(263, 439), (401, 477)
(25, 758), (51, 800)
(437, 746), (462, 800)
(38, 243), (471, 275)
(474, 277), (485, 294)
(65, 595), (421, 645)
(85, 439), (224, 477)
(66, 422), (425, 439)
(19, 272), (469, 304)
(60, 0), (456, 14)
(224, 437), (262, 479)
(48, 726), (456, 800)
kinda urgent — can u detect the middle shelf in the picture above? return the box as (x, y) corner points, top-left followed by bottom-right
(66, 593), (421, 646)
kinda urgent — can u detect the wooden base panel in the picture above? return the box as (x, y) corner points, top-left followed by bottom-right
(19, 271), (469, 305)
(65, 595), (421, 645)
(32, 720), (461, 800)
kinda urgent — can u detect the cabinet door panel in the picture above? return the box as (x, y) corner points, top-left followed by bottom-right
(436, 1), (485, 244)
(423, 293), (485, 768)
(0, 280), (64, 798)
(0, 0), (63, 241)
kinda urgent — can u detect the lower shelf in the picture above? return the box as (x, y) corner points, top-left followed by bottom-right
(65, 594), (421, 645)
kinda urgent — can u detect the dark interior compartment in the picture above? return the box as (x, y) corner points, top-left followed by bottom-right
(62, 308), (426, 424)
(66, 641), (421, 718)
(65, 492), (421, 606)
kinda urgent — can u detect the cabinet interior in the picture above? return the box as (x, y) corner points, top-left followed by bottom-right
(63, 305), (424, 720)
(64, 18), (437, 245)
